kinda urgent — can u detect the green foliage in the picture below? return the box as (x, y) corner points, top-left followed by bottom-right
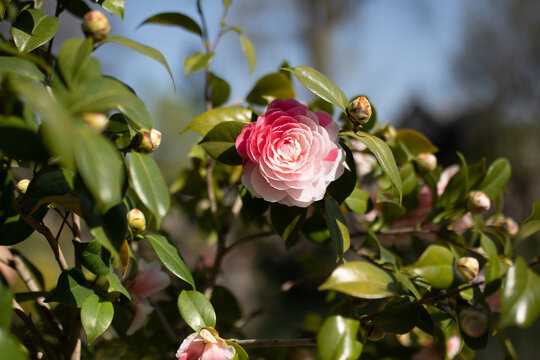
(317, 315), (363, 360)
(246, 72), (295, 105)
(406, 245), (455, 289)
(198, 121), (245, 165)
(139, 12), (202, 36)
(81, 294), (114, 344)
(178, 290), (216, 332)
(11, 9), (59, 53)
(146, 234), (195, 288)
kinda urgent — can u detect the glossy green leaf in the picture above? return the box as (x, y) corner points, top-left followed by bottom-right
(73, 240), (111, 276)
(327, 143), (357, 204)
(240, 35), (256, 73)
(209, 73), (231, 107)
(373, 299), (430, 334)
(0, 286), (12, 329)
(57, 38), (94, 88)
(64, 0), (92, 18)
(0, 56), (44, 82)
(500, 257), (540, 328)
(270, 203), (307, 248)
(184, 52), (214, 76)
(226, 341), (248, 360)
(81, 294), (114, 344)
(178, 290), (216, 332)
(183, 107), (251, 135)
(75, 127), (124, 212)
(354, 132), (403, 203)
(480, 234), (501, 287)
(438, 155), (469, 208)
(103, 36), (175, 90)
(90, 226), (119, 266)
(479, 158), (511, 198)
(0, 116), (48, 162)
(317, 315), (363, 360)
(407, 245), (454, 289)
(97, 0), (124, 18)
(516, 201), (540, 244)
(105, 273), (130, 300)
(0, 328), (26, 360)
(395, 129), (438, 156)
(129, 152), (170, 225)
(199, 121), (245, 165)
(147, 234), (195, 288)
(139, 12), (202, 36)
(11, 9), (59, 53)
(344, 188), (371, 214)
(282, 66), (348, 112)
(363, 230), (397, 266)
(246, 72), (295, 105)
(47, 268), (94, 307)
(319, 261), (397, 299)
(0, 208), (47, 246)
(325, 197), (350, 259)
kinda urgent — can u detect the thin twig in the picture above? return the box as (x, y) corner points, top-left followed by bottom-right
(13, 303), (59, 360)
(229, 338), (317, 348)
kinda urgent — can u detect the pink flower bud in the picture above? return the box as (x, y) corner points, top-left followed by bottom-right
(499, 217), (519, 236)
(81, 112), (108, 132)
(416, 153), (437, 172)
(348, 96), (372, 127)
(446, 334), (461, 359)
(176, 328), (236, 360)
(16, 179), (30, 194)
(127, 208), (146, 233)
(82, 10), (110, 41)
(137, 128), (162, 153)
(459, 307), (489, 338)
(457, 257), (479, 281)
(467, 191), (490, 214)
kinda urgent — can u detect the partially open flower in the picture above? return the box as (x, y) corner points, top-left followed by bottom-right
(467, 191), (490, 214)
(82, 10), (110, 41)
(459, 307), (489, 338)
(416, 153), (437, 172)
(457, 257), (479, 281)
(348, 96), (372, 127)
(16, 179), (30, 194)
(127, 208), (146, 233)
(136, 128), (162, 153)
(176, 328), (236, 360)
(81, 112), (108, 132)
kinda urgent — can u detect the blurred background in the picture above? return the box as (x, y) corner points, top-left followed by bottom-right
(5, 0), (540, 358)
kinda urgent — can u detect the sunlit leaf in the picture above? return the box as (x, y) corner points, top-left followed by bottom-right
(184, 52), (214, 76)
(407, 245), (454, 289)
(178, 290), (216, 332)
(325, 197), (350, 259)
(0, 56), (45, 82)
(198, 121), (245, 165)
(47, 268), (94, 307)
(139, 12), (202, 36)
(183, 107), (251, 136)
(395, 129), (438, 157)
(317, 315), (363, 360)
(57, 38), (93, 88)
(516, 201), (540, 244)
(97, 0), (124, 18)
(147, 234), (195, 288)
(479, 158), (511, 199)
(240, 34), (256, 72)
(81, 294), (114, 344)
(246, 72), (295, 105)
(11, 9), (59, 53)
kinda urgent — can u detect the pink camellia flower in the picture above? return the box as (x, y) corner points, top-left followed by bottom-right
(235, 99), (344, 207)
(125, 259), (171, 335)
(176, 328), (236, 360)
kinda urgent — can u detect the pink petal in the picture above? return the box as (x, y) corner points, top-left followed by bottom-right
(126, 301), (154, 335)
(200, 342), (236, 360)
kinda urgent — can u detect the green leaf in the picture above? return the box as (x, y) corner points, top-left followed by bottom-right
(327, 142), (357, 204)
(500, 257), (540, 328)
(11, 9), (59, 53)
(97, 0), (124, 18)
(57, 38), (94, 88)
(47, 268), (94, 307)
(325, 198), (350, 259)
(0, 116), (48, 162)
(138, 12), (202, 36)
(225, 341), (248, 360)
(516, 201), (540, 244)
(184, 52), (214, 76)
(363, 230), (397, 265)
(0, 328), (27, 360)
(178, 290), (216, 332)
(0, 56), (45, 82)
(199, 121), (245, 165)
(270, 203), (307, 248)
(209, 73), (231, 107)
(239, 35), (256, 73)
(354, 132), (403, 203)
(282, 66), (348, 112)
(183, 107), (251, 136)
(102, 36), (175, 90)
(395, 129), (438, 157)
(479, 158), (511, 199)
(146, 234), (195, 288)
(373, 299), (430, 334)
(75, 127), (124, 212)
(64, 0), (92, 18)
(407, 245), (454, 289)
(0, 286), (13, 329)
(480, 234), (501, 287)
(246, 72), (295, 105)
(344, 188), (371, 214)
(73, 240), (111, 276)
(438, 154), (469, 208)
(104, 273), (130, 300)
(317, 315), (363, 360)
(0, 207), (47, 246)
(90, 226), (120, 266)
(319, 261), (397, 299)
(129, 152), (170, 226)
(81, 294), (114, 344)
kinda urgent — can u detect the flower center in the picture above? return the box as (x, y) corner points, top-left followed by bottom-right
(277, 138), (301, 162)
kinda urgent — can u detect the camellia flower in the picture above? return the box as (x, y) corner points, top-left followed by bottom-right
(125, 259), (170, 335)
(235, 99), (344, 207)
(176, 328), (235, 360)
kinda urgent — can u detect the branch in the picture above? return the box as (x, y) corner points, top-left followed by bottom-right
(229, 338), (317, 348)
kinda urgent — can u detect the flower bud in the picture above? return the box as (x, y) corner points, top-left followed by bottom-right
(499, 217), (519, 236)
(82, 10), (110, 41)
(457, 257), (479, 281)
(127, 209), (146, 233)
(348, 96), (372, 127)
(136, 128), (162, 153)
(16, 179), (30, 194)
(81, 112), (108, 132)
(459, 307), (489, 338)
(416, 152), (437, 172)
(467, 191), (490, 214)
